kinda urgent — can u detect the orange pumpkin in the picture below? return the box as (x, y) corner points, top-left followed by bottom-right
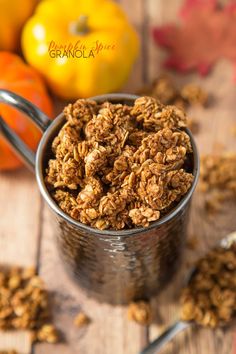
(0, 0), (37, 51)
(0, 52), (53, 170)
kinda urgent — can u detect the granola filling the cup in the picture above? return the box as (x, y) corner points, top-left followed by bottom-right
(45, 96), (194, 230)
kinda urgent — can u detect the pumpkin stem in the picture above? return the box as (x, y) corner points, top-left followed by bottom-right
(69, 15), (89, 35)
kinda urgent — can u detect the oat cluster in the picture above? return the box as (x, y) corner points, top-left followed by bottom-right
(73, 312), (90, 328)
(0, 266), (59, 344)
(180, 243), (236, 328)
(200, 153), (236, 211)
(45, 96), (194, 230)
(138, 75), (208, 109)
(127, 301), (152, 325)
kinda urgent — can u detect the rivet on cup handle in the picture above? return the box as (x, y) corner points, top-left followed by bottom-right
(0, 89), (51, 172)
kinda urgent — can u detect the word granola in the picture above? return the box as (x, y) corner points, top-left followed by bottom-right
(180, 243), (236, 328)
(200, 153), (236, 211)
(0, 266), (59, 344)
(45, 96), (194, 230)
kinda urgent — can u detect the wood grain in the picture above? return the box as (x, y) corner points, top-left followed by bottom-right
(0, 169), (41, 267)
(120, 0), (145, 90)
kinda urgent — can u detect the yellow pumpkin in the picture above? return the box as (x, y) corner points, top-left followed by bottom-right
(0, 0), (36, 51)
(21, 0), (139, 99)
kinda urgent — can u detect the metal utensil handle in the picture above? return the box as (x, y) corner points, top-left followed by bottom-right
(140, 321), (190, 354)
(0, 89), (51, 171)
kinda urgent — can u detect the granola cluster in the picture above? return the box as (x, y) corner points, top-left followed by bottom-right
(0, 266), (59, 344)
(200, 154), (236, 211)
(45, 96), (194, 230)
(127, 301), (152, 325)
(74, 312), (90, 328)
(138, 75), (208, 134)
(180, 243), (236, 327)
(138, 75), (207, 108)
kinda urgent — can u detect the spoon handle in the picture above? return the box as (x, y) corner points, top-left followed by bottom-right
(140, 321), (190, 354)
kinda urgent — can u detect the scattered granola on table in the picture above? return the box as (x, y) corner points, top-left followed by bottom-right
(0, 266), (59, 344)
(0, 351), (18, 354)
(200, 153), (236, 211)
(127, 301), (152, 325)
(45, 96), (194, 230)
(74, 312), (90, 328)
(180, 243), (236, 328)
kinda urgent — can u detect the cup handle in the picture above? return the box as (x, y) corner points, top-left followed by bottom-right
(0, 89), (51, 172)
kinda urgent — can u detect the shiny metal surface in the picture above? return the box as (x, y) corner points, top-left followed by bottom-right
(0, 91), (200, 304)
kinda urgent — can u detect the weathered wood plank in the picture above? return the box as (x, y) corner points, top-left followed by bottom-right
(0, 169), (41, 266)
(147, 1), (236, 353)
(0, 331), (32, 354)
(146, 0), (182, 82)
(0, 168), (41, 353)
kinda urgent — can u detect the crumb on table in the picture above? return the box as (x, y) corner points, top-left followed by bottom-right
(127, 301), (152, 325)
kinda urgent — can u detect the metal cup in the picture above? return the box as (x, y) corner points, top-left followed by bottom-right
(0, 90), (199, 304)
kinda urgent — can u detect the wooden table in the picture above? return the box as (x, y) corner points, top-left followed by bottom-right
(0, 0), (236, 353)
